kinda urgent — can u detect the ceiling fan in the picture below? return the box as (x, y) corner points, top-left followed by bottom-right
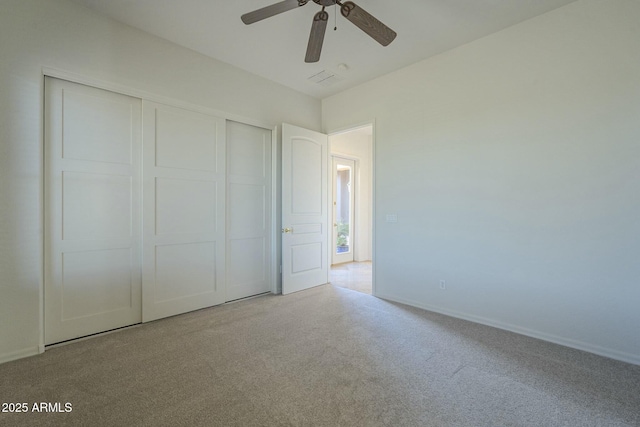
(241, 0), (397, 63)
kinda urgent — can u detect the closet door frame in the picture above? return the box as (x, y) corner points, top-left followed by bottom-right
(40, 68), (278, 349)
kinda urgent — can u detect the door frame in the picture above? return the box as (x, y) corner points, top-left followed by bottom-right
(327, 121), (376, 295)
(331, 155), (357, 265)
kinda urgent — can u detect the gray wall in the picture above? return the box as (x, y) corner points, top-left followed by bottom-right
(323, 0), (640, 364)
(0, 0), (321, 363)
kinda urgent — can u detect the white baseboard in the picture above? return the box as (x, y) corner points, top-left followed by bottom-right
(376, 293), (640, 366)
(0, 346), (41, 365)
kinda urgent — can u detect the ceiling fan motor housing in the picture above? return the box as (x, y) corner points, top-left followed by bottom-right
(313, 0), (338, 6)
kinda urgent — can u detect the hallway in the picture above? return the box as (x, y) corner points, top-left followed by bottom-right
(330, 262), (372, 295)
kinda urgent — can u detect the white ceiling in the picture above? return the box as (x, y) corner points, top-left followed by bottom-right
(69, 0), (577, 99)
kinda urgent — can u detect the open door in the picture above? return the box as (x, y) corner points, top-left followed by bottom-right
(281, 123), (329, 294)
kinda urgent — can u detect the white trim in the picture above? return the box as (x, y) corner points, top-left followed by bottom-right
(329, 152), (361, 162)
(39, 75), (46, 355)
(376, 292), (640, 366)
(327, 136), (333, 274)
(327, 121), (374, 137)
(0, 346), (41, 364)
(41, 67), (274, 131)
(371, 120), (376, 295)
(271, 126), (279, 294)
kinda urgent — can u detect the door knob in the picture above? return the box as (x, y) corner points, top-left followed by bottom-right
(282, 227), (293, 233)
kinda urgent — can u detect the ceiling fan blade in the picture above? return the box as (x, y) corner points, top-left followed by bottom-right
(241, 0), (307, 25)
(340, 1), (397, 46)
(305, 10), (329, 63)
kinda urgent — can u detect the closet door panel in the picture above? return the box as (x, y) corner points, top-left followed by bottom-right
(226, 121), (272, 301)
(44, 77), (142, 345)
(143, 102), (225, 321)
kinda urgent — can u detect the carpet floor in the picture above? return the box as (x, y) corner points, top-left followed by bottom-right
(1, 284), (639, 426)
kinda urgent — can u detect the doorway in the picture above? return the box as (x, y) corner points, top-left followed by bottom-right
(328, 125), (373, 295)
(332, 157), (355, 265)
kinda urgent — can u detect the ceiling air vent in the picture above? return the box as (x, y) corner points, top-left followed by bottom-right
(308, 70), (343, 87)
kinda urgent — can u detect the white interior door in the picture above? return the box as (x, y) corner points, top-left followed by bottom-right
(142, 101), (225, 321)
(281, 123), (329, 294)
(44, 77), (142, 345)
(226, 121), (272, 301)
(332, 157), (356, 265)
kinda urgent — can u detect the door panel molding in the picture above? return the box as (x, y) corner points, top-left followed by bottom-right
(44, 77), (142, 345)
(282, 123), (329, 294)
(142, 101), (226, 321)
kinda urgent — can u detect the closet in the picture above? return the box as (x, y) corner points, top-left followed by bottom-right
(44, 77), (273, 344)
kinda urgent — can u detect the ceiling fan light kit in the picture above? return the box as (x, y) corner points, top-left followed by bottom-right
(241, 0), (397, 63)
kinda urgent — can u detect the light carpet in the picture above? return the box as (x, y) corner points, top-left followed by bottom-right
(1, 284), (639, 426)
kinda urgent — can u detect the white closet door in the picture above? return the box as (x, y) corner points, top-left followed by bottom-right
(44, 77), (142, 345)
(142, 101), (225, 321)
(226, 121), (272, 301)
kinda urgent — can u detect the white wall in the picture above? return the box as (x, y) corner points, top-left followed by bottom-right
(0, 0), (321, 363)
(330, 128), (373, 261)
(322, 0), (640, 364)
